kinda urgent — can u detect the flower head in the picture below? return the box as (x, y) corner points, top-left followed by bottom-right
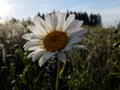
(22, 11), (87, 67)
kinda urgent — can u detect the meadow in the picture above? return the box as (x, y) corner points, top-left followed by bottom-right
(0, 18), (120, 90)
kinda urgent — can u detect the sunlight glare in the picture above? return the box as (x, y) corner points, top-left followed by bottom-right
(0, 0), (14, 18)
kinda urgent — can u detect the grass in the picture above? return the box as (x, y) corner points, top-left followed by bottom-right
(0, 19), (120, 90)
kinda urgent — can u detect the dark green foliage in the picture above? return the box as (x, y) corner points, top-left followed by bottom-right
(0, 16), (120, 90)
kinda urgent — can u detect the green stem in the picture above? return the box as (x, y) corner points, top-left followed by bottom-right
(55, 60), (61, 90)
(55, 60), (66, 90)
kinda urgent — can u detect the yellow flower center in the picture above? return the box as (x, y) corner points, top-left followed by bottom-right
(43, 30), (68, 52)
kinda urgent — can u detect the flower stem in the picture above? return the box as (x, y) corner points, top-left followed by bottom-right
(55, 60), (61, 90)
(55, 60), (66, 90)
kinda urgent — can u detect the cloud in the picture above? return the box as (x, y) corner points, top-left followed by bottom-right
(40, 4), (47, 8)
(98, 6), (120, 27)
(109, 0), (120, 5)
(1, 0), (120, 27)
(0, 0), (15, 18)
(70, 3), (95, 12)
(71, 2), (120, 27)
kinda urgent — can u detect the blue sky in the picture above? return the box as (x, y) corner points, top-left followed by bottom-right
(0, 0), (120, 27)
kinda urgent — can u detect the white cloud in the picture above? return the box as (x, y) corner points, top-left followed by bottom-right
(109, 0), (120, 5)
(98, 6), (120, 27)
(40, 4), (47, 8)
(1, 0), (120, 27)
(71, 2), (120, 27)
(70, 3), (95, 12)
(0, 0), (15, 18)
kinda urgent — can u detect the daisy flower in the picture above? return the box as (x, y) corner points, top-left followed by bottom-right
(22, 11), (87, 67)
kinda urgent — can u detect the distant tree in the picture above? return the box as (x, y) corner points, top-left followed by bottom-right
(73, 12), (78, 19)
(89, 14), (93, 26)
(9, 18), (18, 23)
(36, 11), (102, 27)
(37, 12), (41, 17)
(93, 14), (98, 26)
(82, 12), (89, 25)
(89, 14), (101, 26)
(37, 12), (45, 19)
(66, 10), (70, 19)
(117, 22), (120, 29)
(41, 14), (45, 19)
(51, 10), (56, 15)
(97, 13), (102, 26)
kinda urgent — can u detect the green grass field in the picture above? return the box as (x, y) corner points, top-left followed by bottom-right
(0, 19), (120, 90)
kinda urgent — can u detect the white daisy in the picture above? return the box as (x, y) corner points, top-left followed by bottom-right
(22, 11), (87, 67)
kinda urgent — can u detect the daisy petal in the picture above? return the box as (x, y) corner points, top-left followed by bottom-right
(24, 41), (40, 51)
(45, 14), (52, 29)
(73, 21), (83, 32)
(28, 25), (45, 36)
(39, 52), (56, 67)
(22, 33), (43, 41)
(66, 20), (83, 33)
(63, 14), (75, 30)
(51, 14), (58, 30)
(34, 16), (50, 34)
(56, 11), (66, 30)
(27, 49), (45, 61)
(70, 29), (87, 38)
(62, 45), (72, 51)
(24, 41), (39, 47)
(57, 52), (66, 63)
(27, 50), (37, 59)
(32, 50), (46, 62)
(66, 49), (73, 56)
(45, 14), (58, 30)
(65, 20), (79, 32)
(72, 45), (87, 49)
(27, 46), (41, 51)
(68, 36), (82, 45)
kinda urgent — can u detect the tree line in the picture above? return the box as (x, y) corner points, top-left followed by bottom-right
(37, 10), (102, 27)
